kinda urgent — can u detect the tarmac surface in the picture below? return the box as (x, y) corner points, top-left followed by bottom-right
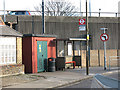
(94, 74), (119, 88)
(1, 67), (119, 89)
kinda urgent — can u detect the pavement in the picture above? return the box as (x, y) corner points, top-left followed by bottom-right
(1, 67), (119, 89)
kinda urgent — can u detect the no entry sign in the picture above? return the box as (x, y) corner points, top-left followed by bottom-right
(100, 33), (109, 41)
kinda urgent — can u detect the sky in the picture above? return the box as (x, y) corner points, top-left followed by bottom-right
(0, 0), (120, 16)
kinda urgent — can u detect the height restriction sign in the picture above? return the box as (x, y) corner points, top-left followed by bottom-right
(100, 33), (109, 41)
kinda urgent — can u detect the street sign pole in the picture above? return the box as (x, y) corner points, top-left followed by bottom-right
(103, 29), (106, 70)
(104, 39), (106, 70)
(100, 28), (108, 70)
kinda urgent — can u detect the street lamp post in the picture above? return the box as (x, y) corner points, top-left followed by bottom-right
(89, 0), (91, 17)
(80, 0), (82, 16)
(100, 28), (108, 70)
(86, 0), (89, 75)
(42, 0), (45, 34)
(99, 8), (101, 17)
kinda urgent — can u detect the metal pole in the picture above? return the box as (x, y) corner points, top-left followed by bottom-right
(3, 0), (6, 22)
(80, 41), (82, 68)
(42, 0), (45, 34)
(109, 57), (110, 70)
(56, 41), (58, 58)
(104, 40), (107, 70)
(103, 29), (106, 70)
(86, 0), (89, 75)
(73, 41), (75, 56)
(89, 0), (91, 17)
(80, 0), (81, 16)
(99, 8), (101, 17)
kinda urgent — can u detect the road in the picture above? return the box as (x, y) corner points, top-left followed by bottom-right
(60, 72), (119, 89)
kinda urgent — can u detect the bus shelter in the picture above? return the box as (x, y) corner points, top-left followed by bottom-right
(54, 37), (86, 68)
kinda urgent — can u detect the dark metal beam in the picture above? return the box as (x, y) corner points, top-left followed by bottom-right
(86, 0), (89, 75)
(56, 41), (58, 58)
(72, 41), (75, 56)
(42, 0), (45, 34)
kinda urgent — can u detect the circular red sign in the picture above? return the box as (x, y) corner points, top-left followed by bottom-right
(100, 33), (109, 41)
(79, 19), (85, 25)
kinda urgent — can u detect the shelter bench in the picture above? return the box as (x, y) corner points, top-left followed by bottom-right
(65, 61), (76, 69)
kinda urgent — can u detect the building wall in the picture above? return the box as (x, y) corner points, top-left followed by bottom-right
(3, 16), (119, 50)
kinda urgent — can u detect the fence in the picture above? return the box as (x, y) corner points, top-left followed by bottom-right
(0, 10), (119, 17)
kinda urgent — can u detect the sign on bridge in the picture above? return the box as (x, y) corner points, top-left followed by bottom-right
(79, 19), (86, 31)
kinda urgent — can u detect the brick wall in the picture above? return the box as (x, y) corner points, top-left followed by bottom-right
(0, 64), (24, 77)
(106, 50), (118, 67)
(81, 50), (86, 67)
(90, 50), (99, 67)
(82, 49), (118, 67)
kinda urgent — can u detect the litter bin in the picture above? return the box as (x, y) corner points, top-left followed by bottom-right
(48, 58), (55, 72)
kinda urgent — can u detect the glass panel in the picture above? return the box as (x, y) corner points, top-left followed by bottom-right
(12, 57), (15, 62)
(12, 45), (14, 49)
(2, 57), (4, 63)
(9, 45), (12, 51)
(0, 45), (2, 50)
(2, 52), (4, 57)
(9, 52), (11, 56)
(9, 57), (11, 62)
(5, 45), (7, 50)
(0, 57), (1, 64)
(68, 43), (72, 56)
(5, 57), (7, 63)
(5, 51), (7, 57)
(2, 45), (4, 50)
(0, 51), (1, 56)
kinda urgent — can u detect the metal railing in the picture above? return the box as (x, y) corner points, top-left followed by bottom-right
(0, 10), (120, 17)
